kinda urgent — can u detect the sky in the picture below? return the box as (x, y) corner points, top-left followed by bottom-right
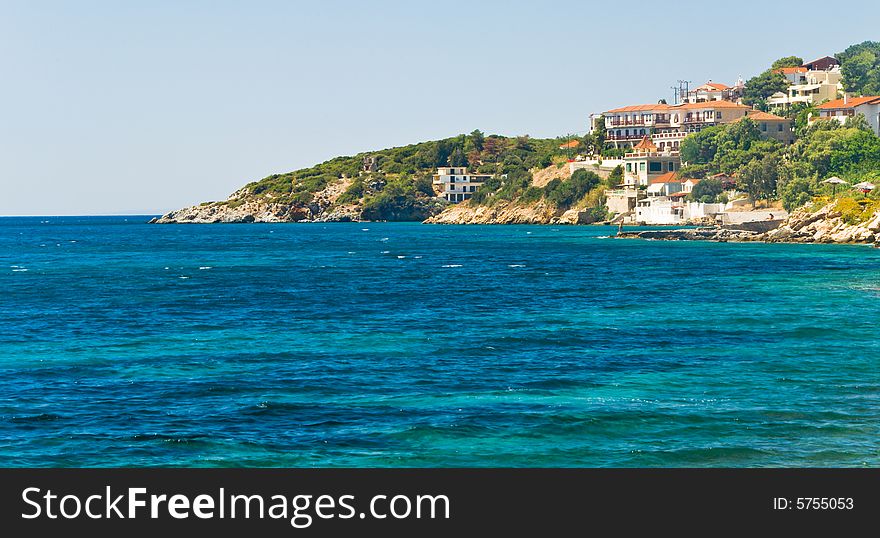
(1, 0), (878, 215)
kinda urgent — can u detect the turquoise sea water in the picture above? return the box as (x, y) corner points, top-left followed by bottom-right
(1, 216), (878, 467)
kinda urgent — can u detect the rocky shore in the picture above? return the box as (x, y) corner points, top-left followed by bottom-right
(423, 200), (596, 225)
(151, 180), (364, 224)
(617, 202), (880, 246)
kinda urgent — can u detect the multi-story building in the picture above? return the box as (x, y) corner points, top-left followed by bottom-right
(814, 95), (880, 135)
(767, 67), (842, 107)
(684, 79), (744, 104)
(735, 110), (796, 145)
(602, 101), (750, 150)
(432, 167), (493, 203)
(622, 137), (681, 186)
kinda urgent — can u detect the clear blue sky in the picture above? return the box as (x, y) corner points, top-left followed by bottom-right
(1, 0), (877, 215)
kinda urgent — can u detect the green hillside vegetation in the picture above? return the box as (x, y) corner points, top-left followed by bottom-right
(234, 130), (573, 220)
(680, 117), (880, 213)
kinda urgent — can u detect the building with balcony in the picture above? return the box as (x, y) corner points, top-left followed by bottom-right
(602, 101), (750, 150)
(432, 167), (493, 203)
(684, 79), (744, 104)
(622, 137), (681, 187)
(767, 67), (842, 107)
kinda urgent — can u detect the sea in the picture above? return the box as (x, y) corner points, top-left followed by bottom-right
(1, 216), (878, 467)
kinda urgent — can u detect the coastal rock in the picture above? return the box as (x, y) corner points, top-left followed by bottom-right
(424, 200), (563, 225)
(616, 228), (760, 242)
(764, 202), (878, 245)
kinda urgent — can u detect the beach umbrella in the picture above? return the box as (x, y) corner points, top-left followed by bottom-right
(853, 181), (875, 196)
(822, 176), (848, 196)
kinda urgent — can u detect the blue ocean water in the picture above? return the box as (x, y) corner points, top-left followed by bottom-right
(0, 216), (878, 467)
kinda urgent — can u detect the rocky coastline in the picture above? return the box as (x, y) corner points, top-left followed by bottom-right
(617, 202), (880, 246)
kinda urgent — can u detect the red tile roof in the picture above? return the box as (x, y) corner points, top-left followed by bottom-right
(559, 140), (580, 149)
(650, 172), (681, 184)
(775, 67), (807, 74)
(733, 110), (790, 122)
(632, 136), (658, 151)
(816, 96), (880, 110)
(604, 103), (671, 113)
(672, 101), (749, 110)
(699, 81), (730, 91)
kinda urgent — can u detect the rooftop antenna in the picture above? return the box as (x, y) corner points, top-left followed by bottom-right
(677, 80), (691, 104)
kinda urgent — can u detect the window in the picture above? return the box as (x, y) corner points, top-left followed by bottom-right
(668, 162), (675, 172)
(761, 123), (767, 132)
(716, 111), (722, 119)
(626, 163), (632, 172)
(778, 124), (783, 132)
(648, 162), (661, 172)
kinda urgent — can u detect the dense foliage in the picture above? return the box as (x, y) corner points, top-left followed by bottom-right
(680, 115), (880, 210)
(743, 67), (789, 109)
(837, 41), (880, 96)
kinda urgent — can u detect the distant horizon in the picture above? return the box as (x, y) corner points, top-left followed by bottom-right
(2, 0), (877, 215)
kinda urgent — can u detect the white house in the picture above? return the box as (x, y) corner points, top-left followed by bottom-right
(814, 95), (880, 135)
(432, 167), (493, 203)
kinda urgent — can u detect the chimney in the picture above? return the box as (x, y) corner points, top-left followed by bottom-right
(844, 94), (848, 105)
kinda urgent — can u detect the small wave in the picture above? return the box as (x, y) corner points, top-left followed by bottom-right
(361, 228), (369, 231)
(596, 235), (610, 239)
(397, 255), (406, 259)
(380, 237), (389, 242)
(12, 268), (28, 272)
(414, 256), (423, 259)
(11, 413), (63, 423)
(347, 251), (356, 254)
(199, 266), (212, 270)
(508, 264), (526, 268)
(381, 250), (390, 254)
(442, 264), (463, 268)
(131, 433), (207, 444)
(178, 276), (189, 279)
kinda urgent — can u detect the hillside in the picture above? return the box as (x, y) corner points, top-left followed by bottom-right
(152, 132), (585, 223)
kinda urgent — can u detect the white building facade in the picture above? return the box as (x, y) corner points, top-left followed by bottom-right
(433, 167), (493, 202)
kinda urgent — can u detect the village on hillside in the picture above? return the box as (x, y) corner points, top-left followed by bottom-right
(431, 53), (880, 227)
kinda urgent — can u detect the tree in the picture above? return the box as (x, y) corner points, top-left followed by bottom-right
(482, 136), (505, 162)
(448, 147), (468, 167)
(844, 113), (873, 132)
(738, 154), (779, 201)
(544, 169), (600, 208)
(680, 125), (725, 164)
(837, 41), (880, 95)
(779, 177), (817, 211)
(606, 165), (624, 186)
(469, 129), (485, 152)
(771, 56), (804, 69)
(688, 178), (724, 203)
(742, 70), (789, 109)
(592, 115), (607, 153)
